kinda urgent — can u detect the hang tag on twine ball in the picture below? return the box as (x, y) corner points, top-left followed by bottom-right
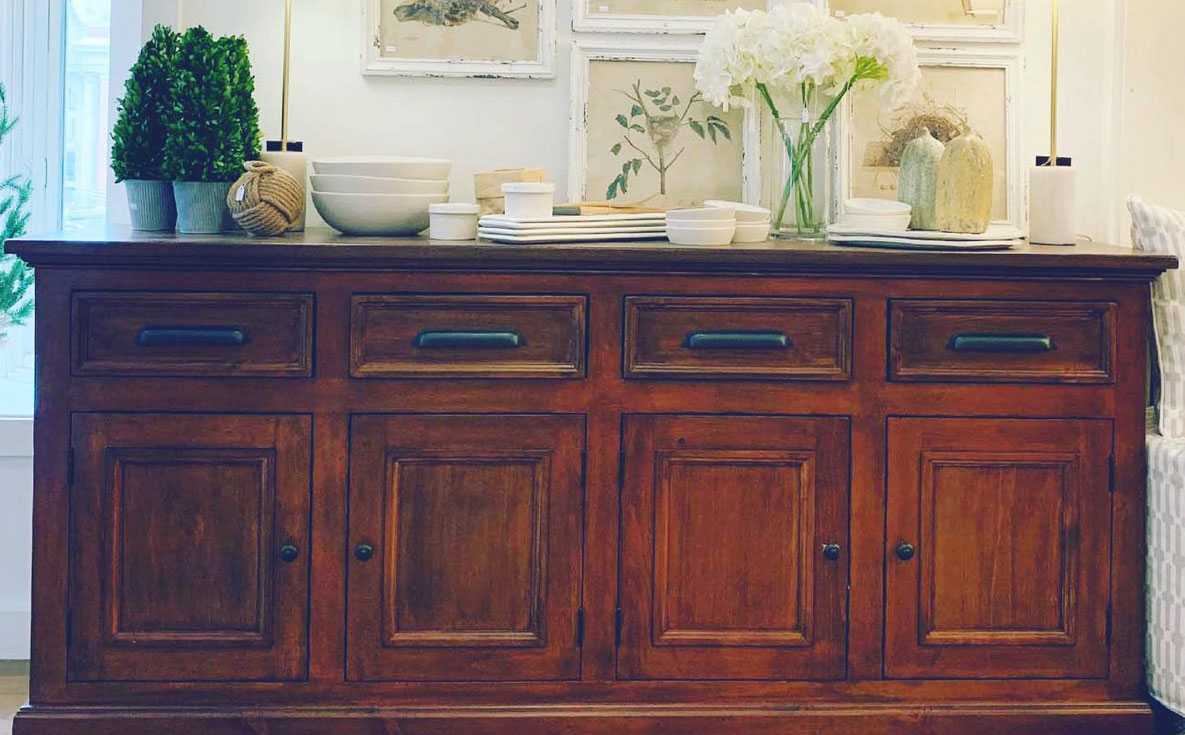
(236, 186), (247, 203)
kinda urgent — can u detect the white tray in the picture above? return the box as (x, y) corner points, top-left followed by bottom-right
(480, 213), (667, 230)
(478, 229), (668, 244)
(479, 225), (665, 237)
(827, 222), (1025, 241)
(828, 234), (1021, 251)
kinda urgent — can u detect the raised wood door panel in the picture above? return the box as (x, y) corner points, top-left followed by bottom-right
(890, 300), (1116, 384)
(350, 295), (587, 379)
(347, 414), (584, 681)
(71, 291), (314, 377)
(619, 415), (850, 681)
(68, 413), (311, 682)
(624, 296), (852, 381)
(885, 418), (1112, 679)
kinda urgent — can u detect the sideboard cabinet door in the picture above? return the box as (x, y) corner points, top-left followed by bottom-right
(886, 418), (1112, 679)
(68, 413), (312, 682)
(619, 415), (850, 681)
(347, 414), (584, 681)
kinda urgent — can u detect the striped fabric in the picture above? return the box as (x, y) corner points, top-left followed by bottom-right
(1130, 196), (1185, 438)
(1148, 433), (1185, 718)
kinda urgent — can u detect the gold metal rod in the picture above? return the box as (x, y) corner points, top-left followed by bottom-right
(1050, 0), (1060, 166)
(281, 0), (293, 148)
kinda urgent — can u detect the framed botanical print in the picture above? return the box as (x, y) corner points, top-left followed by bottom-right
(835, 49), (1023, 227)
(569, 39), (760, 208)
(826, 0), (1022, 42)
(573, 0), (824, 35)
(363, 0), (556, 77)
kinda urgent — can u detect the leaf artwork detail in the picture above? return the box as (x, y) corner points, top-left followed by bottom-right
(604, 79), (732, 202)
(393, 0), (523, 30)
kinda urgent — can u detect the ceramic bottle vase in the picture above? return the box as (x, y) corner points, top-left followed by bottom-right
(934, 130), (994, 234)
(897, 128), (945, 231)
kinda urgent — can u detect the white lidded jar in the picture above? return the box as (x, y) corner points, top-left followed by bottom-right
(502, 182), (556, 220)
(429, 202), (481, 241)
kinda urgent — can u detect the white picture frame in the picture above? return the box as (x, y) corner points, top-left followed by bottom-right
(832, 47), (1025, 229)
(573, 0), (824, 36)
(825, 0), (1023, 43)
(568, 38), (761, 206)
(362, 0), (556, 78)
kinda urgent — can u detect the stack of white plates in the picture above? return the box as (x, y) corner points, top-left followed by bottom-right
(309, 156), (451, 236)
(478, 213), (666, 243)
(827, 223), (1026, 251)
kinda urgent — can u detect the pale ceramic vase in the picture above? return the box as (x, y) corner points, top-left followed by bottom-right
(933, 131), (993, 234)
(897, 128), (944, 231)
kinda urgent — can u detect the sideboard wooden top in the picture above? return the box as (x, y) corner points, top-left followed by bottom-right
(9, 226), (1177, 279)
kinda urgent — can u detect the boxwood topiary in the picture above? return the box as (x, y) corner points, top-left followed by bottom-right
(111, 24), (177, 182)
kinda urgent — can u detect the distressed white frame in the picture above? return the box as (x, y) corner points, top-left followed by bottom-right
(569, 38), (760, 206)
(573, 0), (823, 36)
(362, 0), (556, 78)
(832, 47), (1025, 229)
(826, 0), (1023, 43)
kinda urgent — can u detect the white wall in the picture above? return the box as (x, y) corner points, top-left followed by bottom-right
(0, 421), (32, 659)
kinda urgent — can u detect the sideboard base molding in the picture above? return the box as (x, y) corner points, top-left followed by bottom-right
(13, 702), (1156, 735)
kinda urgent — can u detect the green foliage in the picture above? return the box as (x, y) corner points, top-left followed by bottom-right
(0, 82), (33, 334)
(111, 25), (177, 182)
(161, 26), (261, 183)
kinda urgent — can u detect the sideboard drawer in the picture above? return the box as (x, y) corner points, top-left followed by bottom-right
(890, 299), (1116, 384)
(624, 296), (852, 380)
(72, 291), (314, 377)
(350, 294), (587, 378)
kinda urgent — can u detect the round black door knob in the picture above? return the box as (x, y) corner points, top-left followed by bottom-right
(354, 543), (375, 562)
(822, 543), (842, 561)
(895, 542), (916, 561)
(279, 544), (299, 563)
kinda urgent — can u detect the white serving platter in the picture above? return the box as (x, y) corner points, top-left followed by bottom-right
(828, 234), (1021, 251)
(478, 225), (666, 237)
(827, 223), (1025, 241)
(478, 229), (669, 244)
(479, 213), (667, 230)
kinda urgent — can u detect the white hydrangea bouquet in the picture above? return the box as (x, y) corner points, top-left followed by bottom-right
(695, 5), (919, 237)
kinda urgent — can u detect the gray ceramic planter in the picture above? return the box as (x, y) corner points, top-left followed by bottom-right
(173, 181), (233, 234)
(125, 180), (177, 232)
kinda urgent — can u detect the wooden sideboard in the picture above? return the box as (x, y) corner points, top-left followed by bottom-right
(8, 230), (1177, 735)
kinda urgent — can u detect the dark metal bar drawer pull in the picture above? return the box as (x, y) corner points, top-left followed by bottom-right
(947, 334), (1054, 353)
(414, 330), (523, 349)
(685, 331), (791, 350)
(135, 327), (247, 347)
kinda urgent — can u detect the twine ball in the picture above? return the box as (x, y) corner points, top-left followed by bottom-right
(227, 161), (306, 236)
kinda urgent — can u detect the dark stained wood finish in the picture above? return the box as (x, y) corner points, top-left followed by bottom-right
(68, 413), (311, 682)
(623, 297), (851, 380)
(350, 294), (586, 379)
(890, 299), (1116, 384)
(620, 415), (849, 681)
(347, 414), (584, 681)
(11, 230), (1174, 734)
(886, 418), (1112, 680)
(72, 291), (314, 377)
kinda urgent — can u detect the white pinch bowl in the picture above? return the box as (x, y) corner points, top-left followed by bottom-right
(666, 207), (738, 225)
(841, 198), (912, 231)
(311, 191), (448, 236)
(703, 200), (772, 224)
(732, 221), (772, 243)
(667, 223), (737, 247)
(311, 156), (452, 181)
(310, 174), (448, 196)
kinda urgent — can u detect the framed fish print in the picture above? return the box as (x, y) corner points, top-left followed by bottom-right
(834, 49), (1023, 227)
(569, 39), (759, 208)
(826, 0), (1022, 42)
(363, 0), (556, 77)
(573, 0), (824, 35)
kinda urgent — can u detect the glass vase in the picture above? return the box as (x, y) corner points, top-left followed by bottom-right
(773, 110), (832, 240)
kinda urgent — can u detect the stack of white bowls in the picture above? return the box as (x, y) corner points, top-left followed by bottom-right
(309, 156), (451, 236)
(704, 200), (772, 242)
(667, 201), (773, 246)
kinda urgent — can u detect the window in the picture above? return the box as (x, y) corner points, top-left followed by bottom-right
(0, 0), (111, 418)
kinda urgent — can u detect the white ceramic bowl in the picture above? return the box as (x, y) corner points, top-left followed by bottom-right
(732, 221), (772, 243)
(667, 223), (737, 247)
(844, 197), (911, 215)
(429, 202), (480, 241)
(311, 156), (452, 181)
(703, 200), (772, 224)
(311, 191), (447, 236)
(839, 211), (912, 231)
(310, 174), (448, 196)
(667, 207), (737, 224)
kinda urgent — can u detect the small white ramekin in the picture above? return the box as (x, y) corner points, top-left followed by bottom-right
(429, 202), (481, 240)
(502, 182), (556, 220)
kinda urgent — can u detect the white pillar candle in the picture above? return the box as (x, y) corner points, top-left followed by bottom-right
(1029, 161), (1076, 245)
(261, 147), (308, 232)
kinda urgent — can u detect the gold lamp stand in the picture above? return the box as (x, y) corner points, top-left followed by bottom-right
(261, 0), (308, 232)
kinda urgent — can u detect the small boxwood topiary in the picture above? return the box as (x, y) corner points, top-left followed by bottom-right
(111, 24), (177, 182)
